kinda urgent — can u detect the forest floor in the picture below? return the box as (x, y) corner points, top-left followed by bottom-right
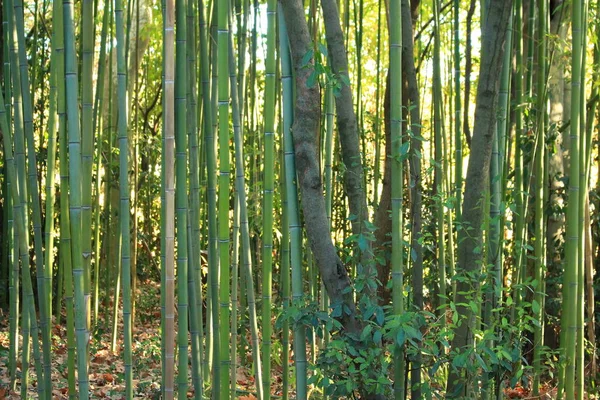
(0, 280), (588, 399)
(0, 280), (271, 399)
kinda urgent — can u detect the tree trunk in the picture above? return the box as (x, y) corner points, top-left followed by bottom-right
(374, 73), (391, 303)
(320, 0), (368, 238)
(446, 0), (512, 396)
(402, 0), (423, 397)
(279, 0), (360, 337)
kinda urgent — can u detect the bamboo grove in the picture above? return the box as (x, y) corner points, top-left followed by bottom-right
(0, 0), (599, 398)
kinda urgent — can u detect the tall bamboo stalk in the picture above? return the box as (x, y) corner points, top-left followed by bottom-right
(261, 0), (276, 394)
(92, 0), (111, 326)
(175, 0), (189, 394)
(279, 10), (307, 398)
(217, 0), (231, 394)
(0, 89), (45, 400)
(532, 0), (547, 393)
(229, 29), (264, 399)
(198, 0), (217, 383)
(559, 0), (582, 396)
(162, 0), (176, 393)
(115, 0), (133, 393)
(63, 0), (93, 390)
(453, 0), (462, 222)
(186, 0), (203, 395)
(81, 0), (95, 338)
(42, 9), (59, 399)
(390, 0), (404, 397)
(432, 0), (446, 323)
(3, 0), (18, 390)
(13, 0), (51, 393)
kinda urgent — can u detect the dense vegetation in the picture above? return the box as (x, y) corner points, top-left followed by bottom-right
(0, 0), (598, 398)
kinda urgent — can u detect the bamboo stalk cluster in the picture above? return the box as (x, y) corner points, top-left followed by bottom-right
(0, 0), (598, 398)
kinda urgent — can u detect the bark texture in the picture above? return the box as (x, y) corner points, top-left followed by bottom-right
(374, 73), (392, 303)
(402, 0), (423, 397)
(280, 0), (360, 336)
(320, 0), (369, 236)
(462, 0), (476, 148)
(446, 0), (512, 396)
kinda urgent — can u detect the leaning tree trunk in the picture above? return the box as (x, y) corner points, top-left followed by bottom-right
(320, 0), (369, 238)
(446, 0), (512, 397)
(279, 0), (361, 338)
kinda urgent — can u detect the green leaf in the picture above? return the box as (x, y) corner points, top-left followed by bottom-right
(339, 73), (351, 87)
(361, 324), (373, 341)
(301, 49), (314, 67)
(373, 330), (382, 346)
(396, 329), (406, 347)
(307, 70), (318, 88)
(475, 352), (490, 372)
(452, 351), (468, 368)
(318, 42), (328, 57)
(469, 301), (478, 313)
(399, 141), (410, 157)
(532, 299), (540, 315)
(358, 234), (368, 252)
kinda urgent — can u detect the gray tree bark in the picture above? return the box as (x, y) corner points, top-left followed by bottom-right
(279, 0), (361, 336)
(446, 0), (512, 397)
(320, 0), (369, 238)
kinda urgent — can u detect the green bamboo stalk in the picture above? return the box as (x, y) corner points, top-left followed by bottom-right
(7, 181), (18, 392)
(162, 0), (176, 394)
(559, 0), (582, 396)
(0, 174), (6, 311)
(187, 0), (203, 395)
(229, 31), (264, 399)
(131, 0), (141, 326)
(532, 0), (546, 393)
(582, 0), (599, 381)
(230, 193), (240, 396)
(208, 0), (221, 386)
(280, 154), (290, 400)
(453, 0), (462, 222)
(233, 0), (249, 375)
(60, 96), (78, 400)
(322, 80), (334, 353)
(13, 0), (52, 393)
(160, 0), (167, 391)
(3, 0), (18, 389)
(63, 0), (91, 392)
(372, 0), (382, 209)
(81, 0), (94, 338)
(175, 0), (189, 395)
(92, 0), (110, 326)
(107, 23), (121, 348)
(9, 17), (46, 398)
(198, 0), (217, 383)
(576, 3), (589, 397)
(115, 0), (134, 393)
(261, 0), (276, 394)
(432, 0), (446, 327)
(390, 0), (404, 395)
(110, 224), (122, 352)
(1, 76), (44, 400)
(525, 0), (535, 98)
(217, 0), (231, 394)
(54, 0), (77, 392)
(511, 0), (525, 325)
(103, 20), (114, 324)
(42, 9), (59, 399)
(278, 10), (307, 399)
